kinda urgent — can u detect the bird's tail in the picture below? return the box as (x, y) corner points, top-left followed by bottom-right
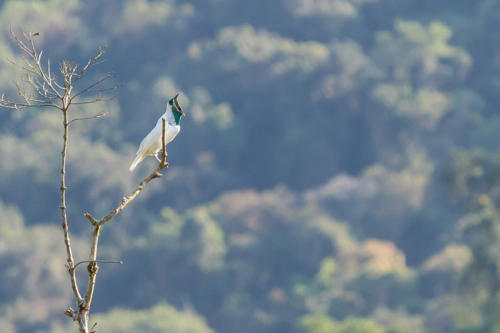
(129, 154), (144, 171)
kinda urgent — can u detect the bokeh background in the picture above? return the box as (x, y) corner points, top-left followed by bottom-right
(0, 0), (499, 332)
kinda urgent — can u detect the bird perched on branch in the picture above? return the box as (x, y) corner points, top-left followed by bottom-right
(129, 93), (184, 171)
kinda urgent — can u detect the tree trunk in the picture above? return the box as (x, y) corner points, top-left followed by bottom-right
(78, 310), (89, 333)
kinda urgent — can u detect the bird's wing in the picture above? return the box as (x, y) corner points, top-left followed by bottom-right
(130, 116), (167, 171)
(137, 124), (162, 156)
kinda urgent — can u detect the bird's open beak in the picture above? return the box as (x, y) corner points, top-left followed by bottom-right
(174, 93), (184, 115)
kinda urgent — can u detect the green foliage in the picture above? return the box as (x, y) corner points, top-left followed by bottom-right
(373, 84), (451, 128)
(301, 314), (385, 333)
(445, 149), (500, 203)
(372, 20), (470, 80)
(420, 244), (472, 297)
(190, 24), (330, 74)
(186, 204), (227, 272)
(301, 314), (339, 333)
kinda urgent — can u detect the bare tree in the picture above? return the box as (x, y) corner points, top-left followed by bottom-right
(0, 31), (170, 333)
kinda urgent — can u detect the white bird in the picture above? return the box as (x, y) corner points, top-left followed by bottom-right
(129, 94), (185, 171)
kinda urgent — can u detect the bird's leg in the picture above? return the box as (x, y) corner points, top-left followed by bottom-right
(154, 149), (168, 162)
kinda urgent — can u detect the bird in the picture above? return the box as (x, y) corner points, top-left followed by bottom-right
(129, 93), (185, 171)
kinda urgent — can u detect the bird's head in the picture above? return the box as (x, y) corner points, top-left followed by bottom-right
(168, 93), (184, 125)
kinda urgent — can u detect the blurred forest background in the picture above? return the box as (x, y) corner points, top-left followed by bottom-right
(0, 0), (500, 332)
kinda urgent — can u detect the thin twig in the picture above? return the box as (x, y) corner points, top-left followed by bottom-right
(74, 260), (123, 269)
(84, 212), (98, 226)
(74, 47), (106, 83)
(70, 95), (115, 105)
(69, 111), (108, 124)
(71, 73), (113, 99)
(0, 101), (62, 110)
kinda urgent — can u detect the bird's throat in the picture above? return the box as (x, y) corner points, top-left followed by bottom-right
(173, 111), (181, 125)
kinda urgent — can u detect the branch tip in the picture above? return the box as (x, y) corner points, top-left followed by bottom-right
(84, 212), (99, 226)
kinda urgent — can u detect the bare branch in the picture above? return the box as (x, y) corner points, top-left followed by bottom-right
(22, 73), (56, 100)
(75, 85), (119, 96)
(15, 80), (31, 103)
(74, 47), (106, 83)
(60, 107), (83, 305)
(74, 260), (123, 269)
(84, 212), (99, 226)
(91, 163), (168, 227)
(6, 30), (64, 102)
(71, 73), (113, 100)
(69, 111), (109, 125)
(70, 95), (115, 105)
(0, 99), (61, 110)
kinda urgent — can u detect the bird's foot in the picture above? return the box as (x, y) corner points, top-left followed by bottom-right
(154, 154), (162, 163)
